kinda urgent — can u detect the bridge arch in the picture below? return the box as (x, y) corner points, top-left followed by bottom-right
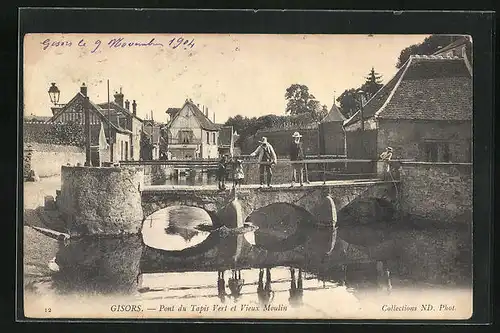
(141, 182), (397, 231)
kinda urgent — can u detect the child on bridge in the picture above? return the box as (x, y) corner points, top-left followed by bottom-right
(232, 157), (245, 189)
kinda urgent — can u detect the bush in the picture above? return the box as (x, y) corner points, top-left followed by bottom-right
(48, 121), (85, 147)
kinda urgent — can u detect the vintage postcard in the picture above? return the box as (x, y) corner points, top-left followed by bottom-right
(22, 32), (473, 320)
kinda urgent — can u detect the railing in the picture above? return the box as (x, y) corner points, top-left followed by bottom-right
(119, 157), (407, 186)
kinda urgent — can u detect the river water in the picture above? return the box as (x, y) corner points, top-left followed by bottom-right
(23, 205), (473, 320)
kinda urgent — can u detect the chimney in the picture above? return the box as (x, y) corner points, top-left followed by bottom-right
(125, 99), (130, 110)
(114, 87), (124, 107)
(205, 107), (209, 117)
(132, 100), (137, 115)
(213, 112), (215, 123)
(80, 83), (87, 97)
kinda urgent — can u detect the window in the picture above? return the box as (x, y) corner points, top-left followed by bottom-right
(212, 133), (216, 145)
(120, 141), (124, 161)
(125, 142), (129, 161)
(179, 130), (193, 144)
(206, 132), (210, 144)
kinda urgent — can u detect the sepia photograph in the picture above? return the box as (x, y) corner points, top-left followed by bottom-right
(21, 31), (473, 320)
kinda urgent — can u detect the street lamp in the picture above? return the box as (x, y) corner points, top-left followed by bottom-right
(48, 82), (60, 105)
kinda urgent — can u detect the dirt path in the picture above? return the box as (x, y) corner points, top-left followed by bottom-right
(23, 176), (62, 290)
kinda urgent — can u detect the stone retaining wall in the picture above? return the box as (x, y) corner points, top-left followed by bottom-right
(400, 162), (472, 224)
(58, 166), (144, 236)
(24, 143), (85, 179)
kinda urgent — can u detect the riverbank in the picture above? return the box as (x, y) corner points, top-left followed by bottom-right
(23, 176), (62, 291)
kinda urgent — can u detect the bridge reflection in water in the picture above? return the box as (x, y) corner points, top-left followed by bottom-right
(41, 203), (472, 318)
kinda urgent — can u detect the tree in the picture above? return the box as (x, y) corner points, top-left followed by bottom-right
(285, 84), (322, 118)
(316, 104), (329, 122)
(336, 89), (359, 119)
(396, 35), (464, 68)
(361, 67), (383, 98)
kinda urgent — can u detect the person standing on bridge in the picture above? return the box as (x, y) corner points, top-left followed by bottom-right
(250, 137), (277, 188)
(217, 155), (229, 190)
(289, 131), (305, 187)
(379, 147), (393, 180)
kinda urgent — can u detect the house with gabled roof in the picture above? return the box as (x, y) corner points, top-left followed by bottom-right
(344, 51), (472, 163)
(162, 99), (222, 159)
(47, 84), (142, 163)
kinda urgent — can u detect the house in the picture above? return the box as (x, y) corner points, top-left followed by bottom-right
(96, 88), (144, 161)
(319, 102), (346, 156)
(47, 84), (141, 164)
(141, 119), (162, 160)
(343, 52), (472, 164)
(218, 126), (235, 157)
(162, 99), (222, 159)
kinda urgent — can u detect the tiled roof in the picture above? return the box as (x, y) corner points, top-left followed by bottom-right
(321, 103), (345, 123)
(344, 55), (472, 125)
(432, 36), (470, 56)
(97, 101), (143, 122)
(49, 92), (132, 135)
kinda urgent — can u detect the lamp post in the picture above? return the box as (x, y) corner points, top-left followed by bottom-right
(48, 82), (60, 106)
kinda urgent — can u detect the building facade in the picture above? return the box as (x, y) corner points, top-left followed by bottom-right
(141, 119), (162, 160)
(344, 52), (472, 164)
(47, 84), (138, 164)
(96, 89), (144, 161)
(162, 100), (221, 159)
(217, 126), (235, 157)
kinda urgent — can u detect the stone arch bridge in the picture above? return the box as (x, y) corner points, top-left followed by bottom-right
(141, 180), (399, 229)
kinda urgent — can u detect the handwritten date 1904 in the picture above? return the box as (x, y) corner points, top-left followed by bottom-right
(168, 37), (195, 49)
(40, 37), (195, 53)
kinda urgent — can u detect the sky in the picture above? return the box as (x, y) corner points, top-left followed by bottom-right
(24, 33), (429, 124)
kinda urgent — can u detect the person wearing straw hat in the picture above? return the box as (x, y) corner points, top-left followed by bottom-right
(250, 137), (277, 188)
(380, 147), (393, 179)
(289, 131), (305, 187)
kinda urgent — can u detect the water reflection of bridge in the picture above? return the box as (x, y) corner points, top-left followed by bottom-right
(52, 223), (393, 297)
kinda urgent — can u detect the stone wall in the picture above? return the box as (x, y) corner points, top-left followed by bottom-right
(24, 143), (85, 179)
(319, 121), (345, 156)
(377, 120), (472, 163)
(400, 162), (472, 224)
(58, 166), (144, 236)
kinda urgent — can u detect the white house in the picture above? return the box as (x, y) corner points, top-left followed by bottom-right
(163, 99), (222, 159)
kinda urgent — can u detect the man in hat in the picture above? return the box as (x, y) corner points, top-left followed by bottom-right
(289, 131), (305, 187)
(380, 147), (393, 180)
(250, 137), (277, 188)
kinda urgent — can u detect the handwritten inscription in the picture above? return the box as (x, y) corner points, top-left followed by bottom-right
(40, 37), (195, 53)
